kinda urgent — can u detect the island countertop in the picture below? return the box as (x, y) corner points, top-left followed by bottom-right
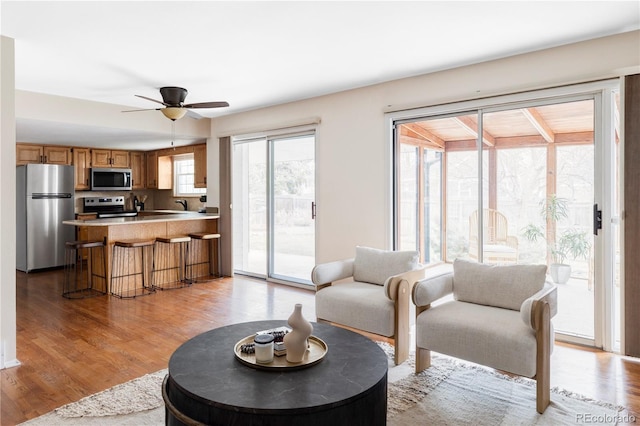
(61, 211), (221, 293)
(63, 212), (219, 227)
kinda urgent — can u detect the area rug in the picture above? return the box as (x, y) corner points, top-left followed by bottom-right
(20, 344), (630, 426)
(388, 358), (631, 425)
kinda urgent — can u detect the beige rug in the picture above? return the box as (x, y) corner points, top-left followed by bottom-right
(21, 344), (630, 425)
(388, 358), (631, 425)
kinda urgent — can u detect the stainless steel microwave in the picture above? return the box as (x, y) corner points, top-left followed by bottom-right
(90, 168), (132, 191)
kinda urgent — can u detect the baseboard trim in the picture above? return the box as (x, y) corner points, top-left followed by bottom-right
(3, 358), (21, 369)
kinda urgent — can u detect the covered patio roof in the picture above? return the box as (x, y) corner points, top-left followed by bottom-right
(397, 99), (612, 151)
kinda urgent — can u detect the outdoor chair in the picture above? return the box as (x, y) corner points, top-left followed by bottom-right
(469, 209), (519, 263)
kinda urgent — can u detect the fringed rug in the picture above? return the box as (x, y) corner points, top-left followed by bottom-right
(387, 357), (631, 425)
(20, 343), (630, 425)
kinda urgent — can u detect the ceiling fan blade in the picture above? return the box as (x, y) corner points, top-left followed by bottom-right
(183, 101), (229, 109)
(122, 108), (162, 112)
(135, 94), (168, 106)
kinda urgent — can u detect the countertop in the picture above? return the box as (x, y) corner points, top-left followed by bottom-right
(63, 211), (219, 227)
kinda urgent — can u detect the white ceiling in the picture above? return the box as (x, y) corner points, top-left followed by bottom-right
(2, 1), (639, 149)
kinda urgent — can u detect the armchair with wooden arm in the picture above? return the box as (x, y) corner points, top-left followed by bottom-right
(312, 246), (425, 365)
(412, 259), (557, 413)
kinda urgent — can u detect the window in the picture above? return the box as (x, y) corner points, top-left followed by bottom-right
(173, 154), (206, 197)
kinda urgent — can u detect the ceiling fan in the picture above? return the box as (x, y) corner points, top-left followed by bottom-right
(123, 86), (229, 120)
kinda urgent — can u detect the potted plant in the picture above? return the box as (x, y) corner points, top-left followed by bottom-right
(522, 195), (591, 284)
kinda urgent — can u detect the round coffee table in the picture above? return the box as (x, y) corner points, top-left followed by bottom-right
(164, 320), (388, 426)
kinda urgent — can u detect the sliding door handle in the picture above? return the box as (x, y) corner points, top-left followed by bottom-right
(593, 203), (602, 236)
(311, 201), (316, 220)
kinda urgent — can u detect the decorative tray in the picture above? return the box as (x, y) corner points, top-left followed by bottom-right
(233, 335), (328, 371)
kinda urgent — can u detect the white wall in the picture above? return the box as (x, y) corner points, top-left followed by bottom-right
(1, 36), (18, 368)
(210, 31), (640, 263)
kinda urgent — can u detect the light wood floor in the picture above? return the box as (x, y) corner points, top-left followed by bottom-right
(2, 269), (640, 425)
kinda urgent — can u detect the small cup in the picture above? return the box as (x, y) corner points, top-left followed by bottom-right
(254, 334), (274, 364)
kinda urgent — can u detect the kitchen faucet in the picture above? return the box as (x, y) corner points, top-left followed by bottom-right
(175, 199), (188, 211)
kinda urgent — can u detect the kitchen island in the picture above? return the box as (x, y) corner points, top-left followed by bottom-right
(63, 212), (220, 294)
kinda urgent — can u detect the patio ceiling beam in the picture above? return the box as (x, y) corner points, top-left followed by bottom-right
(401, 123), (446, 148)
(398, 134), (445, 151)
(494, 136), (550, 148)
(445, 139), (479, 151)
(445, 132), (593, 151)
(452, 116), (496, 147)
(554, 131), (593, 144)
(521, 108), (555, 143)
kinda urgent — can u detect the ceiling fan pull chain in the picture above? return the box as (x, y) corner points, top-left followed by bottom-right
(171, 121), (175, 149)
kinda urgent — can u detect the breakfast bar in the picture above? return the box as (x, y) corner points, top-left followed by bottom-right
(63, 212), (220, 294)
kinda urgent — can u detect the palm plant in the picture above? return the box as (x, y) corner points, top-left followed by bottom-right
(522, 195), (591, 264)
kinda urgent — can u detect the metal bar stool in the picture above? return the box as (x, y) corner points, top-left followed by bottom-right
(63, 240), (107, 299)
(187, 232), (221, 283)
(111, 239), (156, 299)
(152, 235), (192, 290)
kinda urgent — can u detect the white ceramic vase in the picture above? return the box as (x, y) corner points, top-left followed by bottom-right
(284, 303), (313, 363)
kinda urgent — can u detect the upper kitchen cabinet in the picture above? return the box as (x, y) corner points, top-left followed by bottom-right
(194, 144), (207, 188)
(72, 147), (91, 190)
(130, 151), (146, 189)
(92, 149), (130, 168)
(16, 143), (71, 165)
(146, 151), (172, 190)
(146, 151), (158, 189)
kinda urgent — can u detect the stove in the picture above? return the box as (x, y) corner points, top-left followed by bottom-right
(83, 196), (138, 218)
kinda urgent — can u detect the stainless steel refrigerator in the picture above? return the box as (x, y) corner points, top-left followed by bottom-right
(16, 164), (75, 272)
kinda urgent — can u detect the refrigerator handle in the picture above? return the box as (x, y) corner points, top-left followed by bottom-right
(32, 193), (73, 199)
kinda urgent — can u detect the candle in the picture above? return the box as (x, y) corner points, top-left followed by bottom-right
(254, 334), (274, 364)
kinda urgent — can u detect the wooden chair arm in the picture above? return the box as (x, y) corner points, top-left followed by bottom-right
(385, 267), (426, 300)
(533, 299), (551, 413)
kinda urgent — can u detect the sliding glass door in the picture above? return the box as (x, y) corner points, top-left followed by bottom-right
(233, 139), (267, 276)
(233, 133), (315, 285)
(393, 81), (620, 349)
(482, 99), (596, 341)
(270, 135), (315, 282)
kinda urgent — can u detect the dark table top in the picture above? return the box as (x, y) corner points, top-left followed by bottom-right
(168, 320), (388, 414)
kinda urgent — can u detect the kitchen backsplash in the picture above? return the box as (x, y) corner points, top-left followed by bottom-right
(75, 189), (206, 213)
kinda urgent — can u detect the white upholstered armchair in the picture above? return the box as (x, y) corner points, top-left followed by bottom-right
(312, 246), (425, 365)
(412, 259), (557, 413)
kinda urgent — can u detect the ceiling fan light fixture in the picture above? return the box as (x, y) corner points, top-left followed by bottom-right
(161, 107), (187, 121)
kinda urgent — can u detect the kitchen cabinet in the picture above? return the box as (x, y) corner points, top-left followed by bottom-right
(146, 151), (158, 189)
(75, 213), (97, 241)
(130, 151), (146, 189)
(194, 144), (207, 188)
(92, 149), (130, 168)
(146, 151), (173, 189)
(75, 213), (97, 260)
(16, 143), (71, 165)
(72, 148), (91, 190)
